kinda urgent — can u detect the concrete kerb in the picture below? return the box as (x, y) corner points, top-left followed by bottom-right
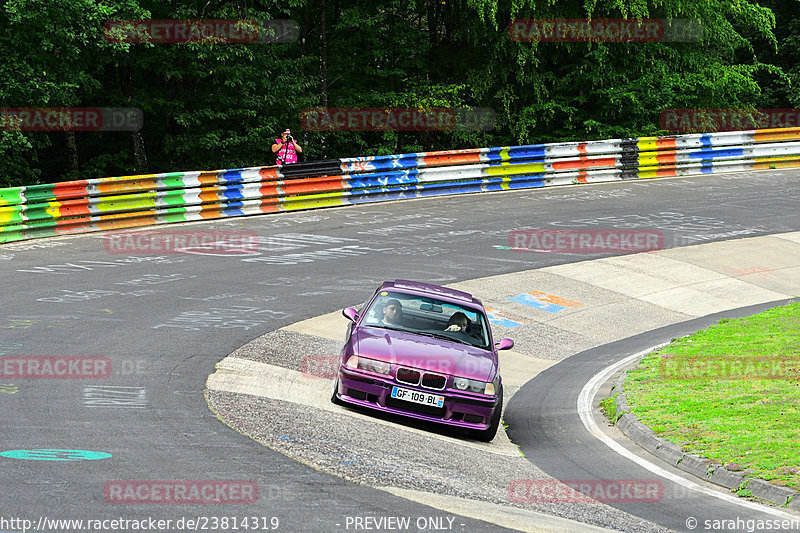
(746, 479), (798, 507)
(676, 454), (714, 479)
(707, 466), (748, 492)
(611, 346), (800, 507)
(790, 494), (800, 510)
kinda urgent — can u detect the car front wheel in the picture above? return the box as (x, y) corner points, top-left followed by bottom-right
(330, 375), (343, 405)
(470, 386), (502, 442)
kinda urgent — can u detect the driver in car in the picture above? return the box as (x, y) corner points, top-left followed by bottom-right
(444, 312), (469, 332)
(379, 299), (404, 326)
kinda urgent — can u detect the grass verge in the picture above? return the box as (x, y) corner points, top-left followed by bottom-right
(623, 302), (800, 489)
(599, 394), (620, 423)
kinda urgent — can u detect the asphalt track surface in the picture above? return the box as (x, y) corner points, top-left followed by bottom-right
(1, 169), (800, 532)
(505, 301), (799, 532)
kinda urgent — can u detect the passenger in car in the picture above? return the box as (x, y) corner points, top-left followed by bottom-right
(445, 312), (469, 332)
(380, 299), (404, 326)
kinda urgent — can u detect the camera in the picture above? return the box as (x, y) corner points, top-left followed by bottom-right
(286, 134), (293, 141)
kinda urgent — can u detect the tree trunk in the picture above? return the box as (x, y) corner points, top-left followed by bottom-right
(65, 131), (79, 174)
(301, 2), (310, 158)
(131, 131), (148, 172)
(319, 0), (328, 158)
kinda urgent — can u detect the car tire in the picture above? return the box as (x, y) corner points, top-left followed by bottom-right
(470, 385), (503, 442)
(330, 376), (343, 405)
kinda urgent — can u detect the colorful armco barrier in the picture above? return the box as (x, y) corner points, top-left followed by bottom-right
(2, 127), (799, 243)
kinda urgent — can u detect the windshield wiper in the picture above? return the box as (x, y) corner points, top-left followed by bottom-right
(410, 330), (455, 342)
(369, 324), (409, 333)
(420, 330), (489, 349)
(410, 330), (487, 347)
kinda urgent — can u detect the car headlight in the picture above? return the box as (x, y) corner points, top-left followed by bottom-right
(484, 376), (500, 396)
(347, 355), (392, 375)
(453, 376), (492, 394)
(454, 377), (470, 390)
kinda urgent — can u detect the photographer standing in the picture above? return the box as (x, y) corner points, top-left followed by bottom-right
(271, 128), (302, 165)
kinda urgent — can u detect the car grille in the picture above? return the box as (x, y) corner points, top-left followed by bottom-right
(420, 373), (446, 390)
(396, 366), (447, 390)
(396, 367), (420, 385)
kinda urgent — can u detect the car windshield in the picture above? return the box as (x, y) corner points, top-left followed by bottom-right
(361, 291), (491, 348)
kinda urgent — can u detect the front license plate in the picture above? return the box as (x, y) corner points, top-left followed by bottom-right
(391, 386), (444, 408)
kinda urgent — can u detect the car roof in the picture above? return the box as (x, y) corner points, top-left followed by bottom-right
(380, 279), (481, 306)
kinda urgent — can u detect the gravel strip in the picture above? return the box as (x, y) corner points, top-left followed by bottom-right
(228, 329), (342, 371)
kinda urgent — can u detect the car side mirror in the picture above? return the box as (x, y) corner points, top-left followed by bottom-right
(495, 338), (514, 351)
(342, 307), (359, 322)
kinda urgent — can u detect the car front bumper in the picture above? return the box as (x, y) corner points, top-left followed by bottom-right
(335, 367), (500, 430)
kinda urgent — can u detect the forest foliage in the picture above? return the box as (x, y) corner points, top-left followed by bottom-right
(0, 0), (798, 187)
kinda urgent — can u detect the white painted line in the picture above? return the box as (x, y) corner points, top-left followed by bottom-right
(82, 385), (148, 408)
(578, 344), (800, 519)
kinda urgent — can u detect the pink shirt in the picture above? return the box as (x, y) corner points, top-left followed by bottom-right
(275, 138), (298, 164)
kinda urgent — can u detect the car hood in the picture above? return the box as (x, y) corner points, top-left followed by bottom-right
(352, 326), (496, 381)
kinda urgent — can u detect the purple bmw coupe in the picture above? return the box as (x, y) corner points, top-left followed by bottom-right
(331, 280), (513, 441)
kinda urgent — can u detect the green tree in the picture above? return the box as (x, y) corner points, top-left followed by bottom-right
(463, 0), (783, 142)
(0, 0), (146, 187)
(115, 1), (315, 173)
(1, 0), (796, 187)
